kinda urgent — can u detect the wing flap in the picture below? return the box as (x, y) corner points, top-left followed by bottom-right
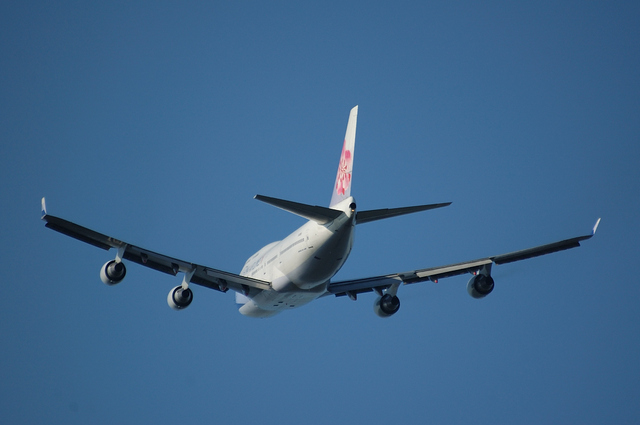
(327, 259), (492, 296)
(400, 258), (493, 283)
(327, 276), (401, 297)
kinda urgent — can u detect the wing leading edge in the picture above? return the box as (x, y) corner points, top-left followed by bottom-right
(41, 198), (271, 294)
(327, 219), (601, 298)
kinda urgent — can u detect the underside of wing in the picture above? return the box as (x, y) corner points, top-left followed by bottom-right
(327, 258), (492, 299)
(42, 207), (271, 294)
(327, 219), (600, 297)
(326, 275), (402, 298)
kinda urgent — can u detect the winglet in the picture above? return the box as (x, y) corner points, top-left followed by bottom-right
(592, 218), (601, 236)
(41, 197), (47, 219)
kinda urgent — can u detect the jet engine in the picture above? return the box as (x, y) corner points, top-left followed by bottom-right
(100, 260), (126, 285)
(167, 285), (193, 310)
(373, 294), (401, 318)
(467, 274), (494, 299)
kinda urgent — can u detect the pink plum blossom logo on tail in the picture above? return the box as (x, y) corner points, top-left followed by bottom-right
(335, 139), (353, 196)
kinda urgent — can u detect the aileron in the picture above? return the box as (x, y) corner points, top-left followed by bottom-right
(44, 215), (119, 251)
(492, 224), (598, 265)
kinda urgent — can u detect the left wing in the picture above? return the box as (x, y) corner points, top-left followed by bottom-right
(327, 219), (601, 299)
(41, 198), (271, 294)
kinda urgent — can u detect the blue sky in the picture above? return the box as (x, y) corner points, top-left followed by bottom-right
(1, 1), (639, 424)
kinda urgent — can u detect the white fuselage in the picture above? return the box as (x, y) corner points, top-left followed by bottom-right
(238, 197), (356, 317)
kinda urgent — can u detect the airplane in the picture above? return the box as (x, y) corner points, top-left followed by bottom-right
(41, 106), (600, 318)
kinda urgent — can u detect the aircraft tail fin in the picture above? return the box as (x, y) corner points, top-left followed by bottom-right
(330, 106), (358, 207)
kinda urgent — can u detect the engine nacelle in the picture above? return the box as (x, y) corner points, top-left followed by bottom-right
(467, 274), (495, 299)
(167, 285), (193, 310)
(373, 294), (401, 318)
(100, 260), (126, 285)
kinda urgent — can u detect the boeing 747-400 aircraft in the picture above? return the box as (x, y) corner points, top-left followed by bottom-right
(42, 106), (600, 318)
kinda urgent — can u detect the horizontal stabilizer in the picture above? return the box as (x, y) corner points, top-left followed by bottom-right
(356, 202), (451, 225)
(254, 195), (344, 224)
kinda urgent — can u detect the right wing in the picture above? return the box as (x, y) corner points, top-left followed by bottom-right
(327, 219), (601, 298)
(41, 198), (271, 294)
